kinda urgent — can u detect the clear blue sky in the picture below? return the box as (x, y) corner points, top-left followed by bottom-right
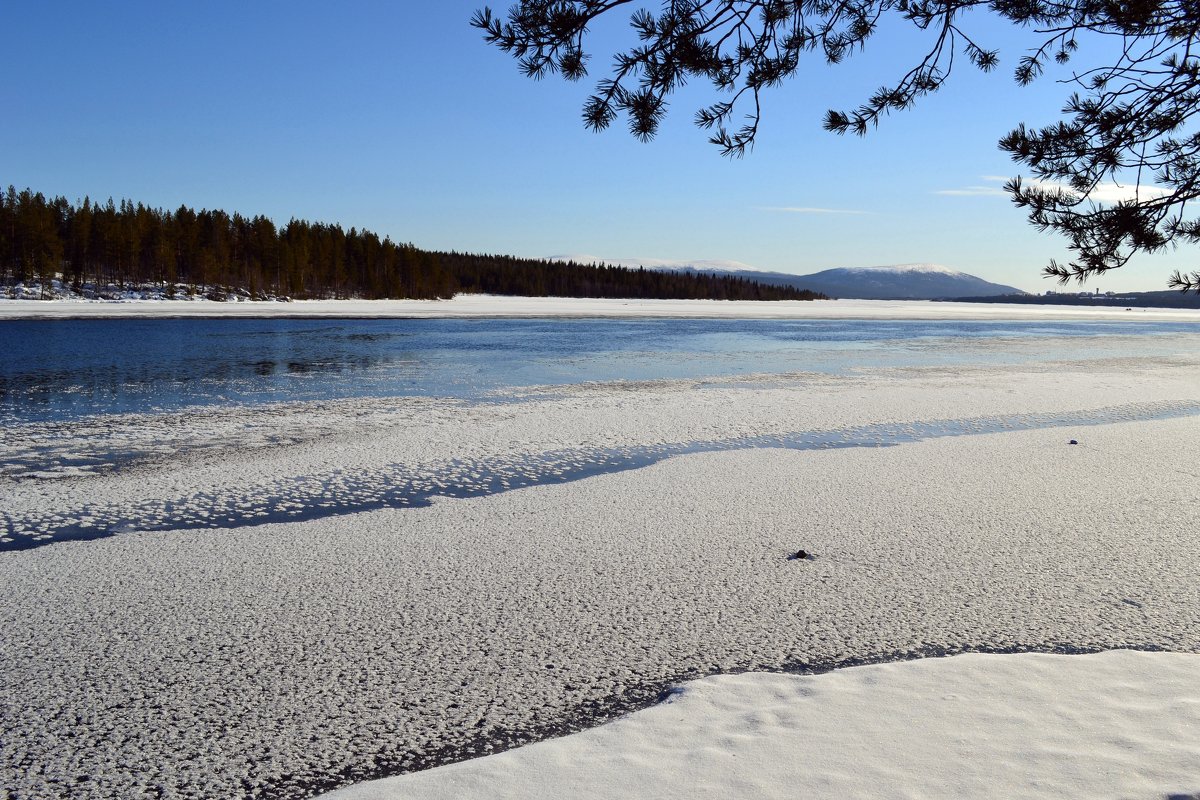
(3, 1), (1189, 292)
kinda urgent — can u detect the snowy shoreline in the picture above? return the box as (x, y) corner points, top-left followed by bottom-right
(4, 293), (1200, 320)
(3, 349), (1200, 799)
(320, 650), (1200, 800)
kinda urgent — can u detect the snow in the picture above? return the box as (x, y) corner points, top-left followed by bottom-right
(3, 293), (1200, 320)
(318, 650), (1200, 800)
(837, 262), (967, 275)
(2, 277), (290, 303)
(3, 337), (1200, 799)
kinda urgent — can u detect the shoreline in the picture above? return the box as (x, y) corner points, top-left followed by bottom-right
(4, 294), (1200, 321)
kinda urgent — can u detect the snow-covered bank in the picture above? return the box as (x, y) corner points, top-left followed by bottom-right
(4, 293), (1200, 320)
(3, 347), (1200, 799)
(320, 650), (1200, 800)
(2, 278), (289, 304)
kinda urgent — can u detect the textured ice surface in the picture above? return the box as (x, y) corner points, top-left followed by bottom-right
(3, 399), (1199, 551)
(319, 650), (1200, 800)
(2, 354), (1200, 799)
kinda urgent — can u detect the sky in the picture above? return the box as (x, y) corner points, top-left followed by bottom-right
(3, 1), (1192, 293)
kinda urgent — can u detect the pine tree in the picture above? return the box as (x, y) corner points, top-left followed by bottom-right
(474, 0), (1200, 289)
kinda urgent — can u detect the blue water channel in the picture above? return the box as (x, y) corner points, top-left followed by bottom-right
(4, 317), (1200, 425)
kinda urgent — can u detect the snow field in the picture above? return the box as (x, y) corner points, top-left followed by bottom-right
(3, 409), (1200, 797)
(3, 294), (1200, 320)
(5, 394), (1198, 548)
(319, 650), (1200, 800)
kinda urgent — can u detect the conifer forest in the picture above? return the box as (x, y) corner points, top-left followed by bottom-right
(0, 187), (824, 302)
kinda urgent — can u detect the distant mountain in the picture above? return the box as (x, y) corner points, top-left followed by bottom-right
(548, 255), (761, 274)
(552, 257), (1026, 299)
(788, 264), (1026, 300)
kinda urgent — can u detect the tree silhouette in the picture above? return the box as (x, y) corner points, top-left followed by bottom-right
(474, 0), (1200, 289)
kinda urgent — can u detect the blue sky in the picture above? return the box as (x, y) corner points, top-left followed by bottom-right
(3, 1), (1189, 292)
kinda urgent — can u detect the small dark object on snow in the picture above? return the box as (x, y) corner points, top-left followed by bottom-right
(788, 550), (811, 561)
(1069, 439), (1079, 445)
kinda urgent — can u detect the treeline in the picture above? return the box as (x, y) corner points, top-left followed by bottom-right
(0, 187), (825, 302)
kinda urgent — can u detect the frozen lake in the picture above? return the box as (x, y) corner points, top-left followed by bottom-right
(3, 312), (1200, 799)
(5, 317), (1200, 553)
(4, 316), (1200, 424)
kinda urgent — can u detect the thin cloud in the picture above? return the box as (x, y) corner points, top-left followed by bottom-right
(936, 175), (1170, 203)
(1075, 181), (1171, 203)
(758, 206), (871, 215)
(935, 176), (1011, 197)
(934, 186), (1007, 197)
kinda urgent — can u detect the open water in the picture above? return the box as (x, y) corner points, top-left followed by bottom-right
(4, 316), (1200, 425)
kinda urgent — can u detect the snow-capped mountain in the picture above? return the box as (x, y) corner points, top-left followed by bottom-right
(837, 263), (965, 276)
